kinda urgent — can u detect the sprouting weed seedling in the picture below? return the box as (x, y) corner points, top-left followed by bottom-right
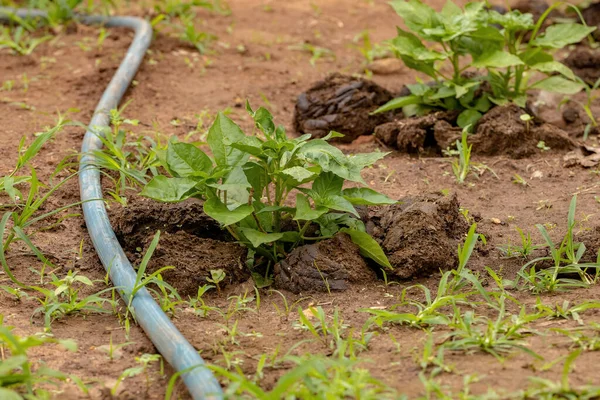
(0, 26), (52, 56)
(414, 330), (453, 375)
(97, 335), (135, 361)
(497, 227), (538, 259)
(187, 284), (216, 317)
(0, 315), (78, 397)
(91, 102), (164, 204)
(451, 128), (472, 184)
(351, 30), (390, 77)
(562, 77), (600, 140)
(142, 103), (395, 285)
(269, 289), (311, 319)
(524, 349), (600, 399)
(516, 195), (600, 294)
(177, 13), (217, 54)
(553, 324), (600, 352)
(537, 140), (550, 151)
(112, 353), (163, 396)
(535, 298), (600, 325)
(31, 270), (117, 329)
(448, 128), (496, 184)
(289, 42), (336, 66)
(445, 297), (543, 361)
(520, 113), (533, 134)
(207, 269), (226, 294)
(512, 173), (529, 187)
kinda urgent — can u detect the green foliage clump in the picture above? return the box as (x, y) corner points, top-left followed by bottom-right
(142, 103), (395, 275)
(375, 0), (594, 128)
(0, 315), (77, 399)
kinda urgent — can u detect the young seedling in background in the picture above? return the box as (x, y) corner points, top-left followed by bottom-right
(207, 269), (226, 293)
(352, 30), (390, 77)
(289, 42), (336, 66)
(520, 113), (533, 134)
(0, 26), (51, 55)
(373, 0), (593, 128)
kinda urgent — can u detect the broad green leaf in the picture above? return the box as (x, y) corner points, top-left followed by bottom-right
(457, 109), (482, 129)
(294, 194), (327, 221)
(208, 166), (251, 206)
(473, 51), (523, 68)
(322, 131), (345, 141)
(256, 205), (295, 214)
(342, 187), (397, 205)
(317, 195), (359, 217)
(209, 166), (251, 192)
(311, 172), (343, 199)
(203, 197), (253, 226)
(440, 0), (461, 19)
(141, 176), (198, 202)
(296, 140), (366, 183)
(340, 228), (393, 269)
(244, 161), (268, 201)
(532, 23), (596, 49)
(0, 387), (25, 400)
(238, 227), (284, 248)
(519, 48), (553, 66)
(207, 112), (248, 167)
(430, 85), (456, 100)
(230, 136), (264, 157)
(531, 61), (575, 81)
(390, 0), (439, 32)
(407, 83), (431, 96)
(281, 166), (316, 184)
(468, 26), (504, 42)
(390, 29), (445, 61)
(348, 152), (388, 168)
(399, 54), (437, 78)
(530, 76), (584, 95)
(487, 9), (534, 32)
(252, 107), (275, 136)
(166, 142), (212, 177)
(373, 95), (421, 114)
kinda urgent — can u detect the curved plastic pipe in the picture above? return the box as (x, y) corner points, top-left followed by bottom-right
(0, 8), (223, 400)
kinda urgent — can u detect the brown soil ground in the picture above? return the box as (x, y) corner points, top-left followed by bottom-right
(2, 0), (600, 399)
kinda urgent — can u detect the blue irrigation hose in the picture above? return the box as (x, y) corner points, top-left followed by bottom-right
(0, 8), (223, 400)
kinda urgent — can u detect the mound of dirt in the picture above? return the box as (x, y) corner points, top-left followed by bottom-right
(110, 197), (249, 296)
(472, 104), (576, 158)
(582, 2), (600, 40)
(375, 104), (576, 158)
(274, 233), (376, 293)
(366, 192), (469, 279)
(563, 48), (600, 86)
(374, 110), (460, 154)
(293, 73), (395, 142)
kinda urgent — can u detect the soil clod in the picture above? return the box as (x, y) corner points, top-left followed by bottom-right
(366, 192), (469, 279)
(376, 104), (576, 158)
(111, 197), (248, 296)
(374, 110), (460, 154)
(293, 73), (395, 142)
(274, 233), (376, 293)
(563, 48), (600, 86)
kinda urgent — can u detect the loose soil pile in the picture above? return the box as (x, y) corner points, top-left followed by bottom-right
(111, 197), (249, 296)
(293, 73), (395, 142)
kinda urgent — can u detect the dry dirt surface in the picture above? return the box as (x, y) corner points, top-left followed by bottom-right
(2, 0), (600, 399)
